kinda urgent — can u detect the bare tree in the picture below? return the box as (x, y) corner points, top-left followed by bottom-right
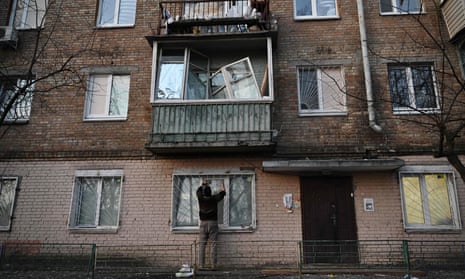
(0, 0), (97, 136)
(369, 1), (465, 181)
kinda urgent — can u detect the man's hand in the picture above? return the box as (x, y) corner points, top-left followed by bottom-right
(220, 183), (225, 192)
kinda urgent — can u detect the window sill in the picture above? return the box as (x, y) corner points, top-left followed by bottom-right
(95, 24), (135, 29)
(294, 16), (340, 21)
(171, 228), (256, 233)
(69, 227), (119, 234)
(404, 227), (462, 234)
(299, 111), (347, 117)
(392, 109), (440, 115)
(380, 12), (424, 16)
(83, 117), (128, 122)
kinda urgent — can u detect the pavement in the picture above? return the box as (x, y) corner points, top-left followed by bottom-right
(0, 270), (464, 279)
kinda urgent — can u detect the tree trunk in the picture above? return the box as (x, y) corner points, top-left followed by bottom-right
(446, 153), (465, 184)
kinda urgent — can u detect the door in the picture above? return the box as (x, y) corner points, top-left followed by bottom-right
(301, 176), (358, 264)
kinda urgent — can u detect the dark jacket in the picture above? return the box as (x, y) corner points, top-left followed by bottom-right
(197, 185), (226, 221)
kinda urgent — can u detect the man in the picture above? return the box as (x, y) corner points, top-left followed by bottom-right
(196, 179), (226, 270)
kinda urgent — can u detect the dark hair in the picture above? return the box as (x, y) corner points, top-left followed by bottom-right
(202, 185), (212, 197)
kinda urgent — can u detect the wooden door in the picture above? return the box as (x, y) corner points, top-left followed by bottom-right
(301, 176), (358, 264)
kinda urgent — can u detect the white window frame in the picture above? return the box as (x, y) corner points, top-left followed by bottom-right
(297, 66), (347, 116)
(388, 64), (440, 114)
(68, 169), (124, 232)
(96, 0), (137, 28)
(171, 170), (256, 232)
(0, 78), (34, 123)
(84, 74), (130, 121)
(399, 165), (462, 232)
(0, 177), (19, 231)
(294, 0), (339, 20)
(380, 0), (423, 15)
(14, 0), (48, 29)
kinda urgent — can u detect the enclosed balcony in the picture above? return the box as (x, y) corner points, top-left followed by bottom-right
(441, 0), (465, 41)
(156, 0), (276, 36)
(146, 13), (276, 154)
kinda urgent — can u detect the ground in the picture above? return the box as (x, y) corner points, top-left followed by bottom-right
(0, 270), (463, 279)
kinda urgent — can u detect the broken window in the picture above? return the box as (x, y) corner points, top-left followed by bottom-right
(156, 48), (261, 101)
(171, 172), (256, 231)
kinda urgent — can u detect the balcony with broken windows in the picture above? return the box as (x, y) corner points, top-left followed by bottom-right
(146, 5), (276, 154)
(155, 0), (276, 36)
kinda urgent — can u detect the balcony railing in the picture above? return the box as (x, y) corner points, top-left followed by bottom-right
(146, 102), (275, 154)
(157, 0), (276, 35)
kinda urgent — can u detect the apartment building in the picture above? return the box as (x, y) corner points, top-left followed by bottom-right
(0, 0), (464, 266)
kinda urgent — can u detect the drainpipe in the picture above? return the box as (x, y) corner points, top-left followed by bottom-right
(356, 0), (383, 133)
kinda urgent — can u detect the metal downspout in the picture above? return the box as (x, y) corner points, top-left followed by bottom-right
(356, 0), (383, 133)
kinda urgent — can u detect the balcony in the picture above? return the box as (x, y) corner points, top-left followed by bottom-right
(441, 0), (465, 41)
(146, 102), (275, 154)
(156, 0), (276, 36)
(146, 1), (276, 155)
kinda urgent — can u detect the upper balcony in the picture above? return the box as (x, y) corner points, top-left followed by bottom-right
(155, 0), (277, 37)
(441, 0), (465, 41)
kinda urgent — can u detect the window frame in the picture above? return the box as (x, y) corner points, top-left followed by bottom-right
(398, 165), (462, 232)
(297, 66), (347, 116)
(0, 177), (19, 232)
(171, 170), (256, 232)
(14, 0), (48, 29)
(388, 63), (440, 114)
(379, 0), (423, 15)
(0, 77), (35, 123)
(68, 169), (124, 232)
(84, 74), (130, 121)
(294, 0), (339, 20)
(96, 0), (137, 28)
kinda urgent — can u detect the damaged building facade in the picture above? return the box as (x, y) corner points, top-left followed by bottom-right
(1, 0), (465, 269)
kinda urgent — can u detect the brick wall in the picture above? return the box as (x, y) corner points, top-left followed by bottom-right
(1, 155), (464, 245)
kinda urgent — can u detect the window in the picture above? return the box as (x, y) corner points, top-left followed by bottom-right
(0, 78), (34, 123)
(388, 64), (439, 113)
(0, 177), (19, 231)
(297, 66), (346, 115)
(380, 0), (422, 14)
(171, 172), (256, 231)
(459, 42), (465, 78)
(69, 170), (123, 231)
(399, 167), (461, 231)
(85, 74), (130, 120)
(294, 0), (338, 19)
(156, 48), (261, 101)
(15, 0), (48, 29)
(97, 0), (137, 27)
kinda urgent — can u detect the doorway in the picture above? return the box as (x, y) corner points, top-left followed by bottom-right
(301, 176), (358, 264)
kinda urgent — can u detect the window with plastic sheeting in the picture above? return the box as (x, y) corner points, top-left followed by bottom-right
(0, 177), (19, 231)
(399, 166), (461, 231)
(171, 171), (256, 232)
(69, 170), (123, 232)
